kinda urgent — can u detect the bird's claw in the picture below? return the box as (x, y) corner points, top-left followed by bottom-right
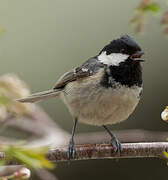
(111, 137), (122, 156)
(67, 139), (76, 160)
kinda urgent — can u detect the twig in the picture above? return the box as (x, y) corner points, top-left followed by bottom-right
(0, 130), (167, 164)
(0, 166), (30, 179)
(0, 129), (168, 164)
(0, 165), (23, 176)
(0, 166), (57, 180)
(47, 142), (168, 162)
(0, 142), (167, 164)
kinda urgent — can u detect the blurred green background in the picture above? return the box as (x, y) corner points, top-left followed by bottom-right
(0, 0), (168, 179)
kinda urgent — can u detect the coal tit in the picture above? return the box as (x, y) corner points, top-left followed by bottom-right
(17, 35), (144, 159)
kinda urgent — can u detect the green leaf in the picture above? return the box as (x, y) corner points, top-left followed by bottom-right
(163, 151), (168, 158)
(20, 147), (54, 169)
(141, 3), (161, 13)
(13, 150), (42, 169)
(1, 145), (54, 170)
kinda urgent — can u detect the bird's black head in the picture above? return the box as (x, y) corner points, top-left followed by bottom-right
(98, 35), (144, 66)
(99, 35), (143, 56)
(99, 35), (144, 88)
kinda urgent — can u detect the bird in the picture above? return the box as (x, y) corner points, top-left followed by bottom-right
(17, 35), (144, 159)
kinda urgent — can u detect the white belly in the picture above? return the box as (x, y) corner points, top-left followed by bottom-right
(60, 75), (142, 126)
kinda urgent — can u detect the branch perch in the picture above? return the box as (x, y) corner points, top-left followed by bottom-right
(47, 142), (168, 162)
(0, 142), (167, 178)
(0, 131), (168, 164)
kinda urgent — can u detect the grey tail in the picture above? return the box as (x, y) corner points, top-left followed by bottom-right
(16, 89), (61, 103)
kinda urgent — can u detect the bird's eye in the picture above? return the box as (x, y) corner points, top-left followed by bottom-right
(120, 49), (125, 53)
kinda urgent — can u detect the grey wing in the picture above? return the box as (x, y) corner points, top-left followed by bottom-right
(53, 56), (104, 89)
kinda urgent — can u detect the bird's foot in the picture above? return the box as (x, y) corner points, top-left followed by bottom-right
(67, 138), (76, 160)
(111, 137), (122, 156)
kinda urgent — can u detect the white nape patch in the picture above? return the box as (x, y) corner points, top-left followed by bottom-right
(98, 51), (129, 66)
(82, 68), (88, 72)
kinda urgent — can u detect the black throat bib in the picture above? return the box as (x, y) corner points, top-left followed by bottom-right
(101, 59), (142, 88)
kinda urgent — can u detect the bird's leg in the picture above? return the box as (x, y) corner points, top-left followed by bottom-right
(102, 125), (122, 156)
(67, 118), (78, 160)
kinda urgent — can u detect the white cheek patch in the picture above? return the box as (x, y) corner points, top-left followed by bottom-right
(98, 51), (129, 66)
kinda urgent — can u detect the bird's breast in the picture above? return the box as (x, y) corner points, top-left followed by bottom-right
(60, 71), (142, 126)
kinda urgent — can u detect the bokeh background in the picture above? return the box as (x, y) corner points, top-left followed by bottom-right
(0, 0), (168, 179)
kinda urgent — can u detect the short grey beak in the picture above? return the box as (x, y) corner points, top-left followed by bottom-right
(131, 51), (145, 62)
(131, 51), (144, 59)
